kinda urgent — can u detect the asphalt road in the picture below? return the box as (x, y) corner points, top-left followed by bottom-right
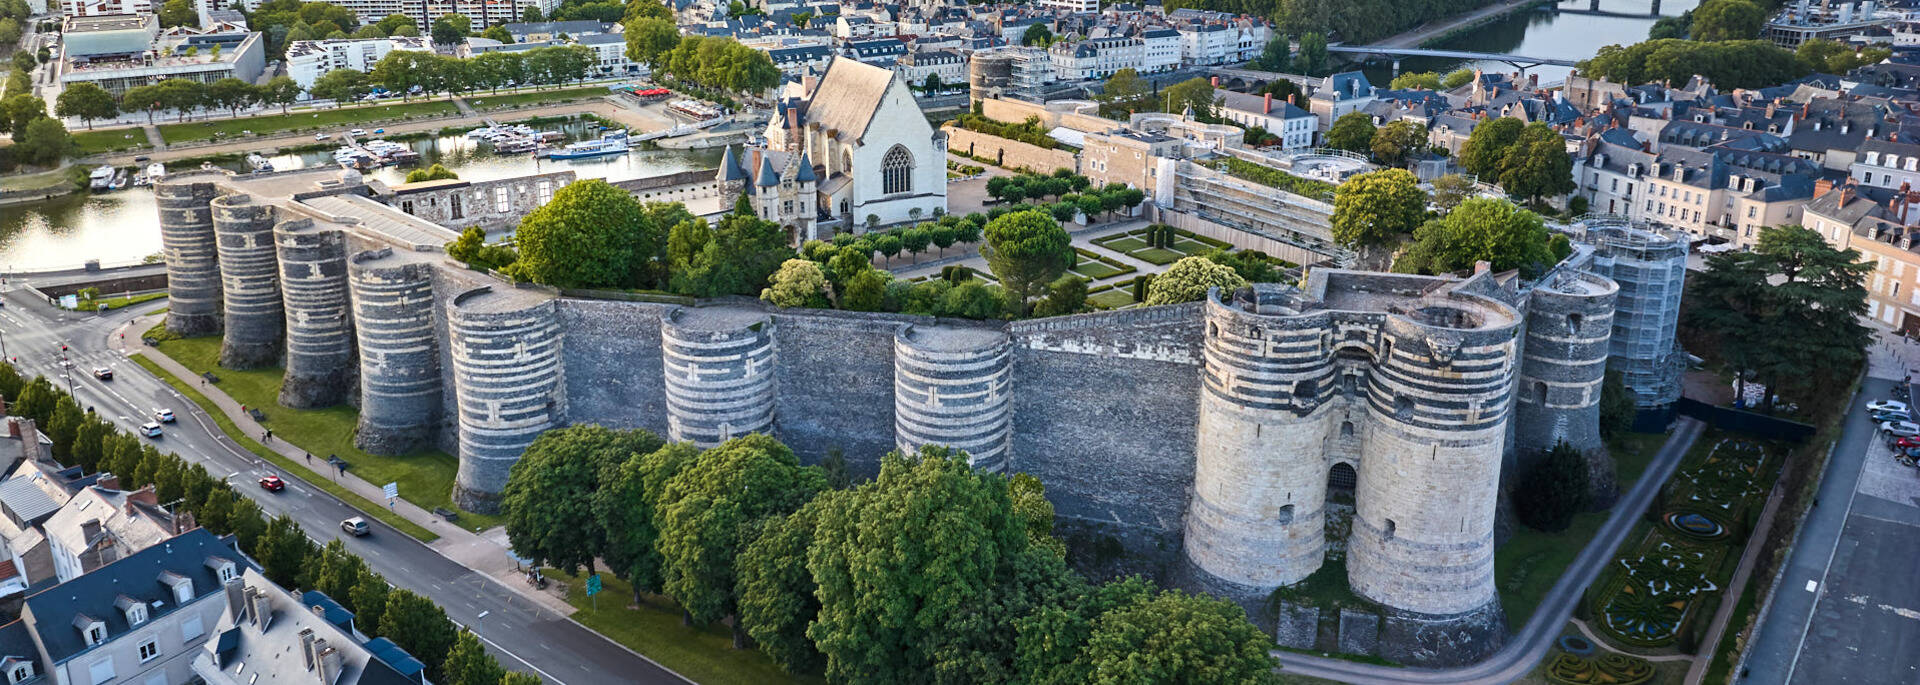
(1742, 377), (1920, 684)
(0, 289), (685, 685)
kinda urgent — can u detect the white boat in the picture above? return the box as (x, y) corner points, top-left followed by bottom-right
(108, 168), (129, 190)
(494, 137), (538, 153)
(544, 130), (630, 160)
(466, 126), (498, 139)
(246, 154), (273, 173)
(88, 165), (114, 191)
(146, 162), (166, 183)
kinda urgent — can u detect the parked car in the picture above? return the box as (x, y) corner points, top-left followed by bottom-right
(1872, 410), (1907, 423)
(259, 475), (285, 492)
(1869, 400), (1910, 414)
(139, 422), (163, 438)
(1894, 435), (1920, 449)
(314, 133), (329, 141)
(90, 367), (112, 380)
(349, 128), (366, 136)
(153, 408), (175, 423)
(1882, 420), (1920, 437)
(341, 517), (370, 536)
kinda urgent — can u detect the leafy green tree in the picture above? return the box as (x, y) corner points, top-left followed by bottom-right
(922, 73), (943, 92)
(1101, 68), (1147, 111)
(1459, 116), (1523, 179)
(1389, 71), (1441, 90)
(441, 631), (506, 685)
(1145, 256), (1247, 306)
(1370, 120), (1427, 168)
(806, 447), (1051, 682)
(257, 514), (317, 587)
(1430, 173), (1476, 212)
(873, 234), (903, 265)
(45, 399), (82, 462)
(1013, 576), (1151, 684)
(1331, 168), (1427, 251)
(480, 24), (513, 42)
(901, 226), (932, 257)
(736, 498), (830, 673)
(981, 209), (1072, 314)
(55, 83), (118, 129)
(350, 569), (393, 636)
(1797, 39), (1891, 74)
(311, 539), (369, 610)
(1252, 34), (1290, 71)
(14, 117), (71, 166)
(841, 268), (889, 312)
(1578, 38), (1801, 90)
(405, 163), (459, 182)
(430, 13), (471, 45)
(1443, 67), (1476, 89)
(1078, 589), (1279, 683)
(667, 197), (794, 297)
(1691, 0), (1764, 41)
(445, 227), (516, 272)
(205, 77), (259, 118)
(1021, 23), (1052, 46)
(158, 0), (197, 27)
(1163, 77), (1216, 119)
(761, 258), (830, 308)
(309, 68), (371, 104)
(1394, 198), (1557, 277)
(595, 443), (701, 597)
(502, 425), (664, 574)
(1499, 122), (1576, 203)
(12, 377), (55, 423)
(1599, 369), (1636, 440)
(1326, 112), (1375, 154)
(656, 434), (824, 645)
(0, 363), (22, 402)
(1515, 442), (1589, 532)
(623, 16), (680, 66)
(1031, 275), (1088, 317)
(261, 75), (303, 114)
(512, 179), (663, 288)
(0, 93), (46, 137)
(383, 589), (457, 682)
(1294, 32), (1329, 75)
(501, 673), (542, 685)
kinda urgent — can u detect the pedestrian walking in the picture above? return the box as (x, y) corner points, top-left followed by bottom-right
(305, 451), (312, 464)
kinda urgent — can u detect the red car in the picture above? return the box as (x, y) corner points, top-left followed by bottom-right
(1896, 436), (1920, 449)
(258, 475), (285, 492)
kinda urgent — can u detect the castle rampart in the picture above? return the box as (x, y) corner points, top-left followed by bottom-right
(660, 307), (775, 447)
(158, 181), (224, 337)
(894, 325), (1013, 472)
(348, 249), (443, 455)
(211, 193), (284, 369)
(448, 286), (567, 513)
(275, 219), (356, 408)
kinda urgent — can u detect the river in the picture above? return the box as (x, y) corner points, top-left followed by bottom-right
(1359, 0), (1703, 86)
(0, 119), (724, 273)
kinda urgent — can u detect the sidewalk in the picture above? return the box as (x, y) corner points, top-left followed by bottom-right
(118, 313), (574, 616)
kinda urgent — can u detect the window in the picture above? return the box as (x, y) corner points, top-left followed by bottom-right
(87, 658), (113, 685)
(138, 638), (159, 663)
(1276, 504), (1294, 524)
(126, 604), (147, 626)
(171, 580), (192, 604)
(494, 186), (510, 213)
(882, 145), (913, 195)
(180, 614), (203, 641)
(401, 200), (414, 214)
(1747, 206), (1757, 218)
(449, 194), (463, 220)
(537, 180), (552, 204)
(85, 624), (105, 645)
(9, 663), (32, 684)
(1383, 519), (1396, 541)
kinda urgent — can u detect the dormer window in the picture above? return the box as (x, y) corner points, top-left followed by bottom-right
(117, 595), (147, 626)
(8, 662), (33, 684)
(161, 571), (193, 604)
(1890, 154), (1901, 169)
(206, 557), (236, 583)
(75, 616), (105, 646)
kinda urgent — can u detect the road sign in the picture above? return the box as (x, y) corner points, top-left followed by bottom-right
(586, 573), (602, 596)
(58, 294), (76, 310)
(382, 482), (398, 500)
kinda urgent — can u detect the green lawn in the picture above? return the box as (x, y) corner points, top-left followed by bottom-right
(549, 570), (814, 685)
(128, 355), (440, 542)
(1098, 236), (1149, 252)
(1132, 247), (1183, 265)
(71, 128), (150, 155)
(147, 330), (504, 532)
(466, 86), (611, 111)
(0, 166), (76, 192)
(1087, 288), (1137, 309)
(1072, 261), (1127, 280)
(72, 293), (167, 311)
(156, 100), (462, 144)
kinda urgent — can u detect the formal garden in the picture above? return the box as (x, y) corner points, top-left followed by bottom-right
(1583, 437), (1779, 653)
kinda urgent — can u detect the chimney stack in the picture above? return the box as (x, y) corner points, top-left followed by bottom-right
(1841, 183), (1856, 208)
(224, 578), (246, 621)
(316, 643), (344, 685)
(1474, 260), (1491, 274)
(128, 485), (158, 508)
(79, 519), (101, 545)
(1263, 92), (1272, 114)
(299, 628), (317, 670)
(1815, 177), (1835, 197)
(1210, 76), (1219, 87)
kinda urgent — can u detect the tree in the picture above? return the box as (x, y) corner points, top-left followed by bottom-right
(842, 268), (889, 312)
(501, 425), (663, 575)
(1499, 122), (1575, 204)
(158, 0), (197, 27)
(501, 673), (542, 685)
(256, 515), (316, 587)
(1294, 32), (1328, 75)
(1599, 369), (1635, 440)
(261, 76), (302, 114)
(1021, 23), (1052, 46)
(430, 13), (471, 45)
(760, 259), (830, 308)
(1101, 68), (1147, 111)
(1145, 256), (1247, 306)
(656, 434), (823, 645)
(1032, 275), (1088, 317)
(1691, 0), (1764, 42)
(1798, 39), (1890, 74)
(873, 234), (903, 265)
(480, 24), (513, 42)
(309, 68), (371, 104)
(14, 117), (71, 166)
(1370, 120), (1427, 168)
(595, 443), (701, 597)
(806, 447), (1052, 682)
(1325, 112), (1374, 154)
(623, 16), (679, 66)
(405, 163), (458, 182)
(1163, 77), (1216, 119)
(1515, 442), (1589, 532)
(1077, 589), (1279, 683)
(1331, 168), (1427, 252)
(512, 179), (663, 288)
(923, 73), (943, 92)
(154, 78), (207, 120)
(1430, 173), (1475, 212)
(441, 631), (506, 685)
(1578, 39), (1801, 90)
(667, 197), (794, 297)
(0, 93), (45, 137)
(901, 226), (932, 257)
(737, 499), (829, 673)
(351, 569), (393, 636)
(55, 83), (118, 130)
(383, 589), (457, 682)
(1252, 34), (1290, 71)
(1458, 116), (1523, 178)
(519, 5), (545, 22)
(981, 209), (1072, 314)
(206, 77), (259, 117)
(1389, 71), (1441, 90)
(445, 227), (516, 272)
(1394, 198), (1558, 278)
(1442, 68), (1476, 89)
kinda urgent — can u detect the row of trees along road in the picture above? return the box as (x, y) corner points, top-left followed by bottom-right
(623, 0), (781, 94)
(500, 426), (1281, 682)
(0, 365), (537, 685)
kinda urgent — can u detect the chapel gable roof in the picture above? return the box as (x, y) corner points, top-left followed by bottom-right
(805, 58), (896, 142)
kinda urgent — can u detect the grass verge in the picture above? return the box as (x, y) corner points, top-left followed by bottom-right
(156, 100), (462, 144)
(466, 86), (612, 111)
(145, 328), (504, 531)
(547, 569), (814, 685)
(71, 128), (151, 155)
(73, 293), (167, 311)
(128, 355), (441, 542)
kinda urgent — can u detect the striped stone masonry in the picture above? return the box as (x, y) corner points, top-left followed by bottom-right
(893, 325), (1013, 472)
(661, 307), (776, 447)
(349, 250), (443, 456)
(449, 286), (566, 513)
(212, 193), (284, 369)
(157, 181), (224, 336)
(1514, 270), (1618, 457)
(275, 219), (356, 409)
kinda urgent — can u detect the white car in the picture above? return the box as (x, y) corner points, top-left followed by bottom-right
(1882, 420), (1920, 437)
(314, 133), (329, 141)
(139, 422), (164, 438)
(1868, 400), (1909, 414)
(153, 408), (175, 423)
(349, 128), (366, 136)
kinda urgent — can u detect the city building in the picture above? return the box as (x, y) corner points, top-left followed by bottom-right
(1804, 181), (1920, 333)
(285, 37), (433, 95)
(1082, 127), (1180, 190)
(191, 568), (427, 685)
(1562, 216), (1690, 417)
(576, 33), (642, 77)
(42, 483), (184, 584)
(1849, 138), (1920, 190)
(59, 15), (265, 97)
(501, 20), (609, 42)
(1763, 0), (1891, 48)
(766, 45), (834, 79)
(60, 0), (149, 18)
(844, 38), (907, 67)
(896, 49), (965, 89)
(1307, 71), (1377, 139)
(1038, 0), (1097, 13)
(1048, 35), (1141, 81)
(1216, 91), (1315, 150)
(1138, 27), (1181, 73)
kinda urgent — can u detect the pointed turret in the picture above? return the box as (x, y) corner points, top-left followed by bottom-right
(757, 155), (780, 187)
(718, 146), (748, 182)
(793, 152), (816, 183)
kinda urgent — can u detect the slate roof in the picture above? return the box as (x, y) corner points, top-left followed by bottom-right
(200, 569), (417, 685)
(20, 528), (239, 664)
(0, 474), (64, 528)
(804, 58), (895, 141)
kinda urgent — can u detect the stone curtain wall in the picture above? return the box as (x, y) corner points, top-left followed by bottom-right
(769, 311), (905, 476)
(389, 171), (575, 233)
(1155, 208), (1332, 267)
(942, 126), (1080, 175)
(555, 299), (673, 436)
(978, 97), (1113, 135)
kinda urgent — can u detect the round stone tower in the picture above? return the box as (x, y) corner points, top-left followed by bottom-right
(1346, 293), (1519, 621)
(893, 325), (1013, 471)
(211, 193), (283, 369)
(448, 286), (566, 513)
(274, 219), (355, 409)
(157, 180), (223, 337)
(348, 250), (440, 456)
(1184, 286), (1341, 589)
(1515, 272), (1618, 456)
(661, 308), (776, 447)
